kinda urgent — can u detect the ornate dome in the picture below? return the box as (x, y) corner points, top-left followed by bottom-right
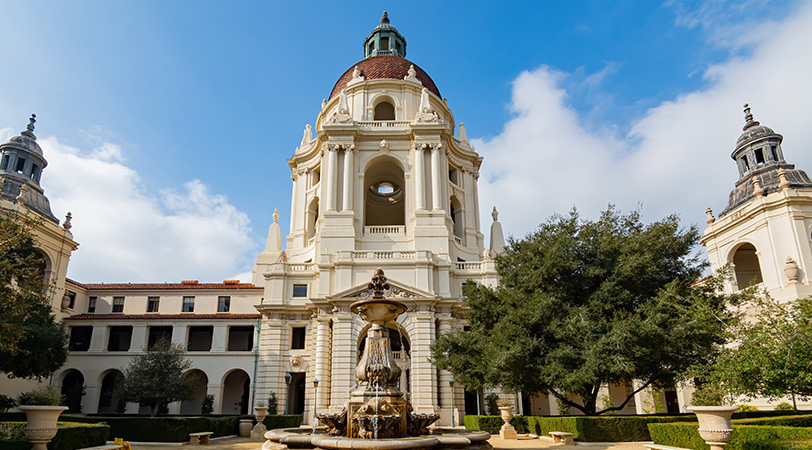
(329, 56), (441, 100)
(3, 117), (43, 156)
(735, 104), (782, 150)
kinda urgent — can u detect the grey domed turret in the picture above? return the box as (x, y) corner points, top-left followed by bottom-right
(0, 115), (58, 223)
(720, 105), (812, 217)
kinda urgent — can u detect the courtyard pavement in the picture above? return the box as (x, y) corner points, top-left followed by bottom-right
(127, 435), (652, 450)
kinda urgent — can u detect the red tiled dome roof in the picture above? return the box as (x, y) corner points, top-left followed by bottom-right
(330, 56), (440, 100)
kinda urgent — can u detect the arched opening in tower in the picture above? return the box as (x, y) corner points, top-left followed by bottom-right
(306, 197), (319, 241)
(374, 101), (395, 121)
(732, 243), (763, 289)
(450, 196), (464, 241)
(364, 158), (405, 227)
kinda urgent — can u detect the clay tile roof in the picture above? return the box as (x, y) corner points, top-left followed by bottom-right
(330, 56), (440, 100)
(65, 313), (261, 321)
(78, 282), (259, 291)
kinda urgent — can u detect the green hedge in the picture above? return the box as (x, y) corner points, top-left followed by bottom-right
(733, 415), (812, 428)
(649, 423), (812, 450)
(263, 415), (303, 430)
(463, 415), (697, 441)
(0, 421), (109, 450)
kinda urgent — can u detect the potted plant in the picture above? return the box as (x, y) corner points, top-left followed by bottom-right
(688, 387), (739, 450)
(18, 386), (68, 450)
(252, 400), (269, 438)
(496, 398), (517, 439)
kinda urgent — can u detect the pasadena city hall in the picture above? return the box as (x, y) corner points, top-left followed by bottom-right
(1, 14), (812, 422)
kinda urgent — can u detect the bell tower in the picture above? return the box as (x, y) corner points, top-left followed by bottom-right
(701, 105), (812, 302)
(252, 14), (500, 427)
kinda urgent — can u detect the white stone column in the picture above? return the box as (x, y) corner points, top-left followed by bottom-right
(314, 314), (332, 412)
(342, 146), (353, 211)
(325, 146), (338, 211)
(430, 144), (443, 211)
(414, 145), (426, 210)
(211, 325), (228, 353)
(330, 310), (354, 406)
(411, 310), (437, 414)
(437, 315), (455, 424)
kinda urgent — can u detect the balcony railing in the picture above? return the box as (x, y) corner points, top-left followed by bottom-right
(357, 121), (411, 128)
(455, 262), (483, 271)
(364, 225), (405, 234)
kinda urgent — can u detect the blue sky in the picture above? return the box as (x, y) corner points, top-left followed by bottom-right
(1, 1), (810, 282)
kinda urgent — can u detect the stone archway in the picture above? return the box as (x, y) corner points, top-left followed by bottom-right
(732, 242), (763, 289)
(181, 369), (209, 415)
(60, 369), (84, 413)
(98, 369), (124, 414)
(221, 369), (250, 415)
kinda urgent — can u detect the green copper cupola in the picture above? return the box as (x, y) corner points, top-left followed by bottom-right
(363, 12), (406, 58)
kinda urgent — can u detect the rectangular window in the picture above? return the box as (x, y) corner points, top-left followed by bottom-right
(218, 296), (231, 313)
(755, 148), (765, 164)
(292, 284), (308, 297)
(381, 37), (389, 50)
(182, 296), (195, 312)
(771, 145), (779, 161)
(187, 326), (214, 351)
(88, 296), (97, 313)
(227, 326), (254, 351)
(108, 326), (133, 351)
(112, 296), (124, 313)
(291, 327), (306, 350)
(69, 326), (93, 351)
(147, 297), (160, 313)
(14, 157), (25, 173)
(740, 157), (750, 172)
(0, 154), (9, 170)
(30, 164), (39, 180)
(148, 326), (173, 349)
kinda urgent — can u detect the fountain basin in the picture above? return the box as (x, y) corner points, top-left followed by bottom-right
(264, 428), (492, 450)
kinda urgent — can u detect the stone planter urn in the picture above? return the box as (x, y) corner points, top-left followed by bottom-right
(688, 406), (739, 450)
(498, 406), (517, 440)
(252, 407), (269, 438)
(239, 419), (253, 437)
(18, 405), (68, 450)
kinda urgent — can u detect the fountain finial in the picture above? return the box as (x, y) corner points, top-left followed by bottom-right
(368, 268), (390, 299)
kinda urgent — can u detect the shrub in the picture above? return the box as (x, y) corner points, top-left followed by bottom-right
(0, 422), (25, 440)
(263, 414), (303, 430)
(739, 404), (759, 412)
(201, 395), (214, 415)
(485, 394), (499, 416)
(464, 415), (697, 441)
(649, 422), (812, 450)
(0, 396), (17, 413)
(19, 386), (63, 406)
(267, 392), (279, 415)
(775, 403), (795, 412)
(209, 416), (252, 437)
(51, 422), (110, 450)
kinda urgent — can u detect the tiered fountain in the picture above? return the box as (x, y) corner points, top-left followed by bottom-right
(264, 269), (492, 450)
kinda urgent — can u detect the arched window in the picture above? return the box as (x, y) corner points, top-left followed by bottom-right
(450, 196), (464, 240)
(305, 198), (319, 241)
(733, 243), (763, 289)
(364, 158), (405, 227)
(374, 102), (395, 121)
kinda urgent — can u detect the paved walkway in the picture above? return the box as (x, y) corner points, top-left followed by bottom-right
(128, 435), (652, 450)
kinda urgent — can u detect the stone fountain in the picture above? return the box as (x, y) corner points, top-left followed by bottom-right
(264, 269), (492, 450)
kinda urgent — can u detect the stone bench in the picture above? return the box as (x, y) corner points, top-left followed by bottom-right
(189, 432), (214, 445)
(644, 444), (691, 450)
(549, 431), (574, 445)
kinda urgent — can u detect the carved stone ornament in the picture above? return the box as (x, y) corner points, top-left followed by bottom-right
(16, 184), (28, 206)
(332, 89), (352, 123)
(483, 248), (494, 261)
(752, 176), (765, 197)
(705, 207), (715, 224)
(290, 354), (303, 368)
(380, 139), (389, 152)
(778, 168), (791, 191)
(785, 257), (800, 283)
(63, 212), (73, 231)
(275, 250), (287, 263)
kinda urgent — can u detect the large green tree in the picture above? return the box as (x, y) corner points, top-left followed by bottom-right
(120, 339), (193, 416)
(0, 209), (68, 379)
(692, 294), (812, 408)
(432, 207), (734, 415)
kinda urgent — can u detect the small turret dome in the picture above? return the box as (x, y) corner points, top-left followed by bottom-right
(4, 115), (43, 156)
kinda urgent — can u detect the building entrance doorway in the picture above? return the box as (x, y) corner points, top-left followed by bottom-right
(287, 372), (306, 415)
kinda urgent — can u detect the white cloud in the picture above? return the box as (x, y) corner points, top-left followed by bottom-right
(476, 0), (812, 242)
(38, 137), (258, 282)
